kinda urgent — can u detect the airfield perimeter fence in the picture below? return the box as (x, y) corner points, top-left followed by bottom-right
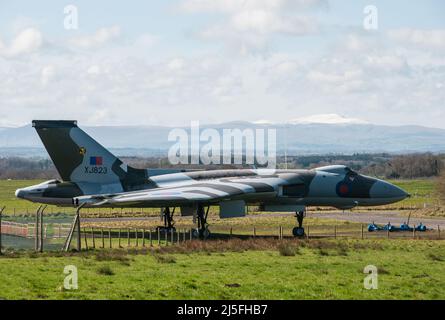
(0, 219), (443, 253)
(0, 205), (443, 253)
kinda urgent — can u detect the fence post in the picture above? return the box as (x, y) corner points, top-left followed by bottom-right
(158, 229), (161, 246)
(135, 229), (139, 247)
(190, 228), (192, 241)
(39, 205), (46, 252)
(118, 229), (121, 248)
(101, 228), (105, 248)
(230, 227), (233, 238)
(150, 229), (153, 247)
(387, 228), (389, 239)
(361, 224), (364, 240)
(334, 225), (337, 239)
(127, 228), (131, 247)
(83, 228), (88, 250)
(74, 206), (80, 252)
(62, 205), (81, 252)
(40, 209), (45, 248)
(165, 229), (168, 246)
(35, 205), (41, 252)
(413, 225), (416, 240)
(306, 225), (310, 240)
(0, 206), (4, 255)
(142, 229), (145, 247)
(253, 226), (256, 238)
(438, 225), (441, 240)
(92, 228), (95, 249)
(108, 229), (112, 248)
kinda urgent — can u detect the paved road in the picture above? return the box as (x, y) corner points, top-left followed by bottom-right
(83, 211), (445, 228)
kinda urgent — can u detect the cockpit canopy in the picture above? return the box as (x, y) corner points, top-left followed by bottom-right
(315, 165), (357, 175)
(43, 179), (62, 185)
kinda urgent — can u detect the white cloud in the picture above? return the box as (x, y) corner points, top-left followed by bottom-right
(134, 33), (159, 48)
(1, 13), (445, 130)
(87, 65), (101, 75)
(69, 26), (121, 48)
(180, 0), (325, 52)
(0, 28), (43, 58)
(388, 28), (445, 50)
(167, 58), (185, 70)
(180, 0), (327, 13)
(289, 114), (368, 125)
(40, 65), (56, 86)
(2, 35), (444, 128)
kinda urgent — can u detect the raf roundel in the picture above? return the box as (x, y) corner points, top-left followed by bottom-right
(336, 181), (351, 197)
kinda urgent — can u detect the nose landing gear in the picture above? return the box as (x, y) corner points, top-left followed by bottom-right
(292, 210), (306, 237)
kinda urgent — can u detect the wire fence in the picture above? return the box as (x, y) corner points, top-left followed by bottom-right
(0, 204), (443, 253)
(0, 221), (72, 239)
(0, 221), (442, 252)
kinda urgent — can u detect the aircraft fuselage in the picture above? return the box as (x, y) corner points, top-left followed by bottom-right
(16, 166), (409, 210)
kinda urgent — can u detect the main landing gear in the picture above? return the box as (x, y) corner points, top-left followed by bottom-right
(192, 205), (211, 240)
(292, 210), (306, 238)
(157, 206), (211, 240)
(156, 207), (176, 233)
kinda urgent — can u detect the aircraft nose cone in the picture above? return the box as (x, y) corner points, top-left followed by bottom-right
(370, 181), (409, 200)
(15, 188), (25, 199)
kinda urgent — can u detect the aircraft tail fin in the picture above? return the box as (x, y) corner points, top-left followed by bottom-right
(32, 120), (149, 190)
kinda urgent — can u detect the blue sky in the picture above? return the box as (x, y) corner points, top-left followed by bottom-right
(0, 0), (444, 128)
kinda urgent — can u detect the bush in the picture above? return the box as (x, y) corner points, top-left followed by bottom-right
(97, 265), (114, 275)
(154, 254), (176, 264)
(278, 243), (298, 256)
(95, 250), (131, 265)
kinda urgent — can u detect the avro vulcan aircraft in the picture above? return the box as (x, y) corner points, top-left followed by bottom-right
(15, 120), (410, 238)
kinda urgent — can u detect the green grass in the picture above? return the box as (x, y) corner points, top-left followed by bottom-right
(0, 239), (443, 300)
(389, 179), (438, 208)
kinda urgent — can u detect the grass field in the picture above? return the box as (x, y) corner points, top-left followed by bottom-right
(0, 238), (443, 300)
(389, 179), (439, 208)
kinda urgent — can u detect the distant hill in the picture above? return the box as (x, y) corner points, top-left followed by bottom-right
(1, 121), (445, 157)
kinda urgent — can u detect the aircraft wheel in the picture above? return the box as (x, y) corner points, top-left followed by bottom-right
(201, 227), (211, 240)
(192, 228), (200, 238)
(156, 226), (176, 233)
(193, 228), (211, 239)
(292, 227), (305, 237)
